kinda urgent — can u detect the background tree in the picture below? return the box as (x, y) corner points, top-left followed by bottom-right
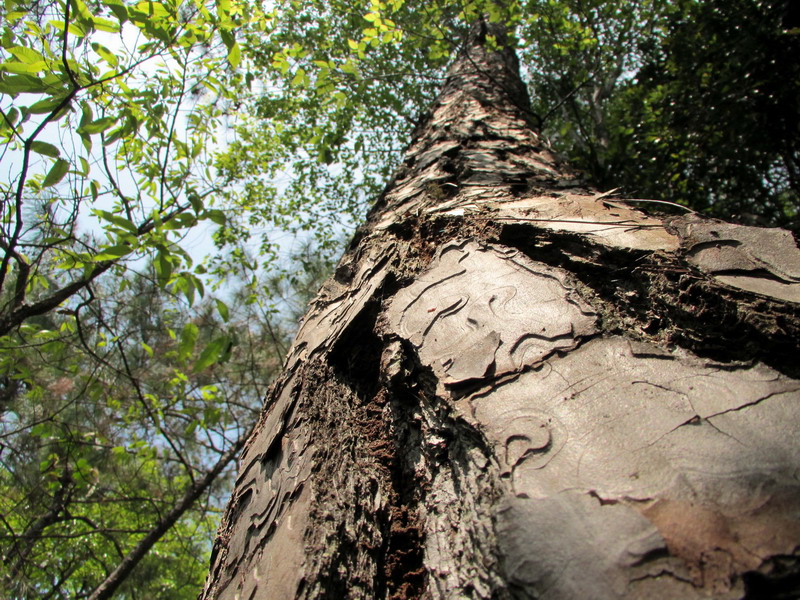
(519, 0), (799, 228)
(0, 0), (270, 595)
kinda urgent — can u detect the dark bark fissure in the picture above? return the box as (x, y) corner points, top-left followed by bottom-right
(743, 555), (800, 600)
(327, 301), (428, 599)
(497, 224), (800, 379)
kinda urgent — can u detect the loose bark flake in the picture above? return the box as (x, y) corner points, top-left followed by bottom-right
(202, 21), (800, 600)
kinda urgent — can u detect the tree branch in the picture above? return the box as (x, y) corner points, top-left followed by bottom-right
(86, 432), (249, 600)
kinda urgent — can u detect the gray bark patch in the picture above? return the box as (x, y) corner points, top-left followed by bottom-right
(386, 241), (597, 389)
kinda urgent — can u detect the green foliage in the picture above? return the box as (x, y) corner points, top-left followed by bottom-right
(518, 0), (799, 228)
(0, 0), (279, 596)
(0, 0), (241, 336)
(603, 0), (800, 226)
(211, 0), (518, 264)
(0, 262), (291, 598)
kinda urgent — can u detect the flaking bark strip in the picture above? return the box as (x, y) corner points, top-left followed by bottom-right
(496, 225), (800, 378)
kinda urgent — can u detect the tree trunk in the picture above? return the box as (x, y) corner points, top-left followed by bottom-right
(201, 21), (800, 600)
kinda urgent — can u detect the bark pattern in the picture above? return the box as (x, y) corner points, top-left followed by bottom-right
(203, 21), (800, 600)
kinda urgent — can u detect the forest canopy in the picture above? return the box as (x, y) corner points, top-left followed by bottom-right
(1, 0), (797, 597)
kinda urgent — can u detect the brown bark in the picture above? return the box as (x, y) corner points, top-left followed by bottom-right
(201, 21), (800, 600)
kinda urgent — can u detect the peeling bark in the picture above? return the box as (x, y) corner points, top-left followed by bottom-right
(202, 21), (800, 600)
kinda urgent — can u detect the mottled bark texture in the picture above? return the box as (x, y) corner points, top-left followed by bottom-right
(202, 21), (800, 600)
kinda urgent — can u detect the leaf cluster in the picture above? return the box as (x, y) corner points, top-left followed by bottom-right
(518, 0), (799, 228)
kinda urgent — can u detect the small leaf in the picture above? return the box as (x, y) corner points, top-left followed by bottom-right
(28, 96), (67, 114)
(95, 209), (138, 233)
(8, 46), (45, 64)
(193, 336), (230, 372)
(104, 0), (128, 23)
(220, 28), (234, 50)
(42, 159), (69, 187)
(79, 102), (93, 128)
(79, 117), (116, 134)
(91, 42), (119, 66)
(187, 192), (204, 213)
(0, 61), (46, 75)
(0, 74), (46, 94)
(291, 68), (307, 88)
(155, 251), (173, 287)
(93, 17), (120, 32)
(31, 141), (60, 158)
(227, 41), (241, 68)
(178, 322), (199, 362)
(215, 299), (229, 322)
(204, 209), (226, 225)
(93, 244), (132, 261)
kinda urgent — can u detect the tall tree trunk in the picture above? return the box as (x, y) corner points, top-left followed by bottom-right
(202, 21), (800, 600)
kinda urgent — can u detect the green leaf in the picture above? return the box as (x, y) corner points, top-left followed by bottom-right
(104, 0), (128, 23)
(187, 192), (204, 213)
(31, 141), (60, 158)
(93, 17), (120, 33)
(227, 41), (241, 68)
(79, 102), (93, 128)
(91, 42), (119, 66)
(6, 107), (19, 125)
(42, 159), (69, 187)
(173, 271), (197, 304)
(216, 0), (231, 18)
(28, 96), (68, 114)
(203, 405), (222, 427)
(193, 336), (230, 372)
(178, 322), (198, 362)
(7, 47), (44, 64)
(220, 28), (234, 50)
(291, 68), (307, 88)
(71, 0), (96, 29)
(204, 209), (226, 225)
(95, 210), (138, 233)
(94, 244), (133, 261)
(0, 74), (46, 94)
(134, 0), (169, 17)
(155, 250), (173, 287)
(215, 299), (229, 322)
(0, 61), (46, 75)
(79, 117), (117, 134)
